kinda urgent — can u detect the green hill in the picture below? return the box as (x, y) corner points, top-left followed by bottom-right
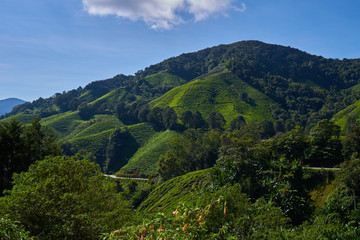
(138, 168), (212, 213)
(3, 40), (360, 175)
(150, 71), (276, 124)
(120, 130), (181, 175)
(333, 99), (360, 130)
(144, 72), (187, 89)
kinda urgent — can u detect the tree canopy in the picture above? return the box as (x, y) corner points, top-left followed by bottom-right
(0, 155), (133, 240)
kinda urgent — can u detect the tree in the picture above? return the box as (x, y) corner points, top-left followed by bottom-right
(24, 116), (61, 166)
(78, 102), (94, 120)
(157, 129), (221, 180)
(147, 107), (163, 128)
(162, 106), (178, 130)
(259, 120), (275, 139)
(230, 115), (246, 130)
(307, 119), (343, 167)
(343, 115), (360, 159)
(0, 119), (25, 193)
(181, 111), (194, 129)
(0, 215), (32, 240)
(105, 128), (138, 173)
(269, 126), (309, 162)
(193, 111), (206, 129)
(0, 156), (133, 240)
(207, 112), (226, 130)
(0, 118), (61, 194)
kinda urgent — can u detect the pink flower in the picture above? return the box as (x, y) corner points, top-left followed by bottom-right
(182, 224), (189, 231)
(157, 225), (164, 232)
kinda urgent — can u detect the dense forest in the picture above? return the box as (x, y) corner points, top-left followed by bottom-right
(2, 41), (360, 239)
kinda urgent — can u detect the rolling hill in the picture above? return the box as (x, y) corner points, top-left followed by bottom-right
(2, 40), (360, 176)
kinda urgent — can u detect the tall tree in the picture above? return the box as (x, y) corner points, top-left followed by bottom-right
(307, 119), (343, 167)
(0, 118), (60, 194)
(162, 106), (178, 130)
(207, 112), (226, 130)
(104, 128), (138, 173)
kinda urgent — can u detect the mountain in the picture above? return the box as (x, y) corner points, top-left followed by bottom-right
(0, 98), (26, 116)
(2, 40), (360, 175)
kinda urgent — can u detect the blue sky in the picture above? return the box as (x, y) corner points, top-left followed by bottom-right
(1, 0), (360, 101)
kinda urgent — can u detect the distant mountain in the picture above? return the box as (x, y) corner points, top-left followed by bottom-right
(0, 98), (26, 116)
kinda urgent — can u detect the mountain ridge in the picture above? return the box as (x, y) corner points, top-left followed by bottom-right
(2, 40), (360, 175)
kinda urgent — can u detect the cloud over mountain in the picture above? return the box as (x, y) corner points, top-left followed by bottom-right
(82, 0), (245, 30)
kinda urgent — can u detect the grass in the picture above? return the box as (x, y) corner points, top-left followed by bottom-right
(125, 122), (158, 147)
(138, 168), (212, 213)
(89, 88), (127, 106)
(332, 99), (360, 130)
(120, 130), (181, 176)
(69, 115), (122, 140)
(41, 111), (84, 139)
(68, 129), (115, 167)
(144, 72), (187, 88)
(149, 71), (276, 126)
(309, 180), (338, 210)
(0, 113), (38, 124)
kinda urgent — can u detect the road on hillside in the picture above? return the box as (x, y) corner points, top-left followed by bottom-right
(304, 167), (341, 171)
(103, 174), (148, 181)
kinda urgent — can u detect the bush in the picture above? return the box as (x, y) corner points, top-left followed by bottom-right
(0, 155), (134, 240)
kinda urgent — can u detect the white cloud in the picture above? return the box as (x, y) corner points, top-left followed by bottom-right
(82, 0), (245, 30)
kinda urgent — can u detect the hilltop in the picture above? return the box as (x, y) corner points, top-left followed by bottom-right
(0, 98), (26, 116)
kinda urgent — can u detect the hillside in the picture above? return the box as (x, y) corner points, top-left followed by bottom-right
(3, 41), (360, 239)
(0, 98), (26, 116)
(2, 40), (360, 176)
(150, 70), (276, 124)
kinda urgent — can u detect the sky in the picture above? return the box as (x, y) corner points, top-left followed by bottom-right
(1, 0), (360, 101)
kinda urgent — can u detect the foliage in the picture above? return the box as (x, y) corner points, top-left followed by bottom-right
(105, 128), (139, 173)
(307, 119), (343, 167)
(104, 185), (289, 240)
(138, 169), (212, 213)
(0, 155), (133, 240)
(121, 130), (180, 176)
(158, 129), (222, 180)
(0, 117), (61, 194)
(212, 127), (312, 224)
(0, 215), (32, 240)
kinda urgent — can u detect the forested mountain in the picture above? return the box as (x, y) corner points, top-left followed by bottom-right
(2, 40), (360, 175)
(3, 41), (360, 239)
(0, 98), (26, 116)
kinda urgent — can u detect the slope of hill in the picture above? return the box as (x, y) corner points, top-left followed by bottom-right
(119, 130), (181, 175)
(0, 98), (26, 116)
(2, 40), (360, 175)
(150, 70), (276, 124)
(138, 168), (212, 213)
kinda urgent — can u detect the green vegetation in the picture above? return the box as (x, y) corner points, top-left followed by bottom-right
(139, 169), (212, 213)
(65, 129), (114, 167)
(150, 71), (275, 124)
(0, 155), (133, 240)
(3, 41), (360, 239)
(0, 117), (61, 195)
(41, 111), (84, 138)
(120, 130), (180, 176)
(144, 72), (187, 89)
